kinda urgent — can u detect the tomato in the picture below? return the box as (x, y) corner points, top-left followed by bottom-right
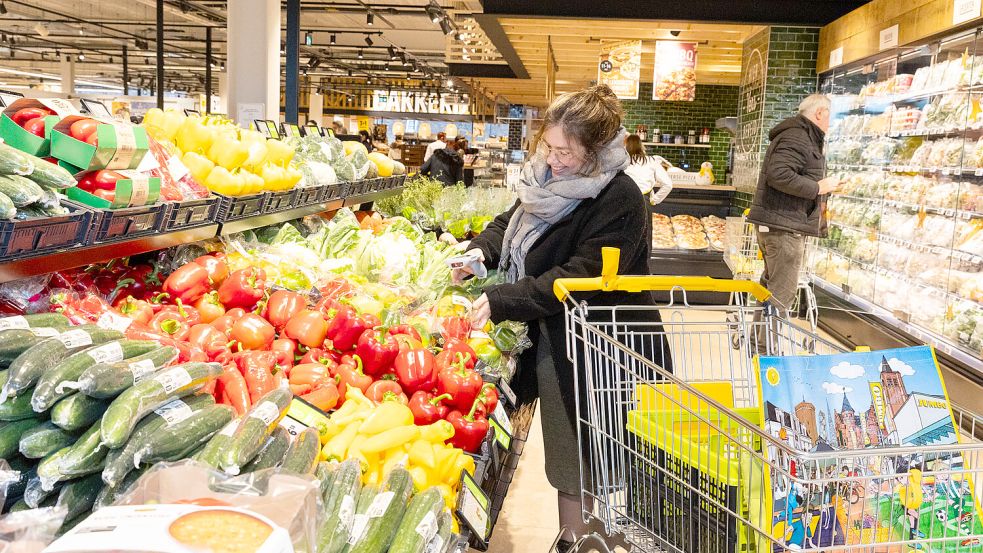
(11, 107), (52, 126)
(69, 118), (99, 141)
(230, 313), (275, 350)
(85, 132), (99, 146)
(93, 189), (115, 202)
(283, 309), (328, 348)
(22, 117), (45, 138)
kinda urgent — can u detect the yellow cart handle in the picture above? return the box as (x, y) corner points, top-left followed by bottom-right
(553, 247), (773, 303)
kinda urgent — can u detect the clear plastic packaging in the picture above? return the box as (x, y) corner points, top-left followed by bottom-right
(0, 506), (67, 553)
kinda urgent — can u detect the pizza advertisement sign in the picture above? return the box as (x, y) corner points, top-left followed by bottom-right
(597, 40), (641, 100)
(653, 41), (697, 101)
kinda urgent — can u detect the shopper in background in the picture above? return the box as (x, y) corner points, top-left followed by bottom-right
(331, 120), (345, 136)
(423, 131), (447, 162)
(451, 85), (671, 551)
(748, 93), (840, 346)
(624, 134), (674, 205)
(419, 139), (464, 185)
(358, 130), (374, 153)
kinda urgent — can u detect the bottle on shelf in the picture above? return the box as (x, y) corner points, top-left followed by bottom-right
(687, 130), (697, 145)
(700, 127), (710, 144)
(653, 129), (662, 143)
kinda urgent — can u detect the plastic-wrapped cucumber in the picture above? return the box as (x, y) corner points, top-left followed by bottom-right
(18, 421), (78, 459)
(52, 422), (108, 485)
(0, 175), (43, 207)
(194, 418), (238, 468)
(35, 187), (60, 209)
(0, 377), (37, 422)
(0, 142), (35, 176)
(100, 362), (221, 448)
(0, 314), (69, 367)
(24, 475), (62, 508)
(428, 511), (454, 553)
(0, 418), (42, 458)
(348, 467), (414, 553)
(26, 157), (75, 189)
(316, 462), (337, 500)
(317, 458), (363, 553)
(56, 472), (103, 522)
(280, 426), (320, 475)
(219, 387), (292, 475)
(95, 465), (147, 509)
(132, 404), (234, 468)
(3, 458), (34, 511)
(74, 346), (179, 399)
(241, 425), (291, 473)
(0, 192), (15, 220)
(389, 488), (443, 553)
(51, 394), (109, 432)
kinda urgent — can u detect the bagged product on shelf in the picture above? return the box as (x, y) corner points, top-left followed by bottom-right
(142, 137), (210, 202)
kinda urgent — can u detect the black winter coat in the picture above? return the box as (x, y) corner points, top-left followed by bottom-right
(470, 172), (671, 422)
(420, 148), (464, 186)
(747, 114), (828, 236)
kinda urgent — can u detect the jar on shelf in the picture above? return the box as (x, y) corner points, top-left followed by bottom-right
(653, 129), (662, 143)
(687, 130), (697, 145)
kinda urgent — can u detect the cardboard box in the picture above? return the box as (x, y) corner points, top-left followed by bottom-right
(50, 115), (150, 171)
(0, 98), (79, 157)
(67, 169), (161, 209)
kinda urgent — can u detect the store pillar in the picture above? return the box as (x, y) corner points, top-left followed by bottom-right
(227, 0), (281, 125)
(59, 55), (75, 95)
(309, 91), (323, 125)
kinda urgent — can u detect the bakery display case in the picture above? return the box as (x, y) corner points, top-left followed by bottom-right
(814, 27), (983, 372)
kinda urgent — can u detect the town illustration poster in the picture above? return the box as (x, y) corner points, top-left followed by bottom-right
(756, 346), (982, 552)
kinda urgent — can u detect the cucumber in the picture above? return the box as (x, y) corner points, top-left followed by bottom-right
(342, 485), (380, 553)
(3, 326), (124, 399)
(38, 201), (69, 217)
(428, 510), (453, 553)
(0, 314), (70, 329)
(194, 417), (239, 468)
(95, 465), (146, 510)
(241, 425), (291, 473)
(316, 462), (337, 499)
(55, 422), (109, 485)
(56, 472), (103, 522)
(0, 382), (38, 422)
(388, 488), (443, 553)
(317, 458), (363, 553)
(102, 394), (214, 487)
(0, 174), (43, 207)
(0, 193), (13, 220)
(132, 404), (234, 468)
(58, 512), (90, 537)
(75, 346), (179, 399)
(100, 362), (221, 449)
(33, 340), (159, 412)
(36, 187), (60, 210)
(26, 157), (75, 189)
(24, 475), (62, 508)
(219, 387), (292, 475)
(0, 418), (42, 459)
(0, 315), (68, 366)
(280, 426), (320, 475)
(348, 467), (414, 553)
(3, 457), (34, 511)
(0, 141), (35, 176)
(18, 421), (78, 459)
(51, 393), (109, 432)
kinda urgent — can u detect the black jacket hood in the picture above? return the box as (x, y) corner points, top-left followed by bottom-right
(433, 148), (463, 167)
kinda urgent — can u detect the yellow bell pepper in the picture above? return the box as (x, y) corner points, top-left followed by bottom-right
(408, 440), (436, 469)
(360, 425), (420, 454)
(263, 138), (295, 166)
(182, 151), (214, 184)
(240, 170), (265, 195)
(322, 421), (360, 461)
(259, 163), (287, 192)
(207, 136), (249, 170)
(452, 452), (475, 478)
(408, 466), (429, 491)
(241, 136), (270, 170)
(435, 447), (460, 482)
(435, 484), (456, 510)
(175, 116), (214, 154)
(419, 420), (455, 444)
(203, 166), (245, 196)
(283, 164), (303, 188)
(160, 109), (185, 141)
(359, 402), (414, 435)
(141, 108), (166, 139)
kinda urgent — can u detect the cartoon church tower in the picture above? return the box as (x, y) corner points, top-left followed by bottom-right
(880, 355), (908, 415)
(835, 393), (865, 449)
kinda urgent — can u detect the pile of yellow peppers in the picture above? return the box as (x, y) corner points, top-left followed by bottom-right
(142, 108), (302, 196)
(320, 388), (474, 512)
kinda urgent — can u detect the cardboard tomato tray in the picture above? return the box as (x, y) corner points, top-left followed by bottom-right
(50, 115), (150, 171)
(0, 98), (80, 157)
(67, 169), (161, 210)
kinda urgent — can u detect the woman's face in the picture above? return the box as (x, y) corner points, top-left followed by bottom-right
(540, 126), (584, 177)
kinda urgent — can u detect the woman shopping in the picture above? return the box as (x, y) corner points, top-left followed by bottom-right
(452, 85), (671, 550)
(624, 134), (673, 205)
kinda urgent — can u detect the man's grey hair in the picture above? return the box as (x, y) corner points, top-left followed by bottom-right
(798, 94), (831, 117)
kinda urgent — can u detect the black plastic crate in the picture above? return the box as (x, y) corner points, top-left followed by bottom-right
(0, 199), (94, 260)
(91, 202), (166, 243)
(162, 196), (220, 232)
(266, 189), (297, 212)
(215, 192), (269, 222)
(321, 182), (348, 202)
(348, 179), (372, 196)
(294, 186), (322, 207)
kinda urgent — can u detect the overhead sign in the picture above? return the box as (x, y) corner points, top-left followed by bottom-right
(371, 90), (469, 115)
(653, 41), (697, 101)
(597, 40), (641, 100)
(879, 24), (899, 50)
(953, 0), (982, 24)
(829, 47), (844, 68)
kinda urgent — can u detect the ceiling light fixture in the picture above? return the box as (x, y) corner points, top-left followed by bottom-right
(357, 49), (363, 59)
(426, 4), (441, 24)
(388, 46), (396, 60)
(453, 32), (462, 41)
(366, 12), (374, 26)
(439, 18), (452, 35)
(77, 53), (85, 61)
(670, 30), (681, 37)
(330, 33), (336, 45)
(308, 56), (321, 70)
(0, 2), (7, 15)
(364, 35), (373, 47)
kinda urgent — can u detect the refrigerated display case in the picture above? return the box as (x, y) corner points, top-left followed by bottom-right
(814, 27), (983, 373)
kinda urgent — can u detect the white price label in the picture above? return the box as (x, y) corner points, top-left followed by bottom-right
(153, 367), (191, 394)
(30, 327), (60, 338)
(57, 329), (93, 349)
(219, 419), (239, 437)
(338, 495), (356, 532)
(153, 398), (193, 426)
(87, 342), (124, 364)
(367, 491), (395, 518)
(97, 311), (133, 332)
(828, 46), (844, 68)
(493, 402), (513, 436)
(954, 0), (982, 24)
(0, 316), (29, 331)
(942, 168), (951, 175)
(278, 415), (307, 437)
(250, 401), (281, 426)
(129, 359), (158, 383)
(348, 514), (369, 545)
(498, 380), (517, 407)
(415, 510), (439, 542)
(106, 123), (138, 170)
(879, 24), (899, 50)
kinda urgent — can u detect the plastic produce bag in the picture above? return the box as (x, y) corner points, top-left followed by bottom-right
(0, 506), (67, 553)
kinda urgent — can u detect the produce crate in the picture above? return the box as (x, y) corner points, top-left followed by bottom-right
(293, 186), (322, 207)
(214, 192), (269, 222)
(90, 202), (166, 244)
(347, 179), (372, 196)
(266, 189), (297, 212)
(161, 196), (220, 232)
(0, 199), (94, 260)
(320, 182), (348, 202)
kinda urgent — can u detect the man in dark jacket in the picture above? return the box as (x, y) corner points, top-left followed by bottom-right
(419, 143), (464, 186)
(748, 94), (840, 323)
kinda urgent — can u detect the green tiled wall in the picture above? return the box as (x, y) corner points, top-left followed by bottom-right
(621, 82), (738, 181)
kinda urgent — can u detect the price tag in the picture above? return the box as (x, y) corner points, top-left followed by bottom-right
(455, 470), (490, 542)
(492, 401), (513, 436)
(488, 415), (512, 451)
(0, 316), (29, 331)
(153, 398), (193, 426)
(348, 514), (370, 545)
(415, 510), (439, 542)
(250, 401), (281, 426)
(86, 342), (124, 364)
(218, 419), (239, 437)
(955, 168), (963, 176)
(278, 415), (308, 437)
(338, 494), (355, 532)
(497, 380), (517, 408)
(154, 367), (191, 394)
(30, 327), (60, 338)
(367, 491), (395, 518)
(96, 311), (133, 332)
(942, 168), (951, 176)
(129, 359), (158, 382)
(57, 329), (93, 348)
(287, 397), (331, 439)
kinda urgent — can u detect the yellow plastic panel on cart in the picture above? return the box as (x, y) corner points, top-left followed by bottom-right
(635, 381), (735, 410)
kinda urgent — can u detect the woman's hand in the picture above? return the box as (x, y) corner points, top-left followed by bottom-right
(451, 248), (486, 284)
(471, 293), (491, 328)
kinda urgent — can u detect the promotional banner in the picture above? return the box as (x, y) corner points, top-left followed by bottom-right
(653, 41), (697, 101)
(597, 40), (641, 100)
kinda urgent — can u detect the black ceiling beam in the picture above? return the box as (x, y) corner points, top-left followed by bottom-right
(446, 63), (516, 79)
(473, 14), (528, 79)
(480, 0), (868, 26)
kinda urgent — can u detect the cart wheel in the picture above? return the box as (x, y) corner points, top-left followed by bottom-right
(567, 534), (613, 553)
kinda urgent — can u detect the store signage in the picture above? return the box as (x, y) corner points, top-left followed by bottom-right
(653, 41), (698, 101)
(829, 47), (844, 68)
(597, 39), (641, 100)
(371, 90), (468, 115)
(953, 0), (982, 24)
(734, 43), (767, 193)
(879, 24), (899, 50)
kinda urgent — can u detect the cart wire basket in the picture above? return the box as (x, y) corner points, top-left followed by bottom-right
(552, 247), (983, 553)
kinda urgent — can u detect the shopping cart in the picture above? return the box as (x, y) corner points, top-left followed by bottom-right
(551, 247), (983, 553)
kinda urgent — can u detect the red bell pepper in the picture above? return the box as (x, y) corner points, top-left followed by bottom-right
(161, 262), (211, 304)
(193, 254), (229, 287)
(388, 324), (422, 343)
(218, 267), (267, 310)
(446, 400), (490, 453)
(265, 290), (308, 331)
(440, 316), (471, 343)
(234, 350), (277, 404)
(298, 347), (339, 368)
(225, 307), (247, 319)
(366, 380), (408, 404)
(271, 338), (297, 373)
(408, 391), (452, 425)
(317, 278), (353, 303)
(115, 296), (154, 325)
(284, 309), (328, 348)
(149, 311), (191, 341)
(192, 291), (225, 324)
(216, 362), (250, 415)
(158, 300), (201, 326)
(437, 362), (483, 411)
(335, 355), (373, 399)
(439, 339), (477, 370)
(110, 263), (162, 304)
(355, 328), (400, 377)
(210, 314), (237, 337)
(477, 383), (499, 415)
(300, 379), (340, 411)
(394, 348), (438, 395)
(188, 324), (231, 362)
(325, 305), (377, 352)
(230, 313), (275, 351)
(288, 362), (333, 395)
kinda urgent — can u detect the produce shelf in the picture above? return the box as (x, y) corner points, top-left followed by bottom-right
(218, 198), (344, 235)
(343, 186), (404, 207)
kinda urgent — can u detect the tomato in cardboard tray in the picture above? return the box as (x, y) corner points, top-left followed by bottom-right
(10, 106), (53, 126)
(69, 118), (99, 141)
(22, 117), (46, 137)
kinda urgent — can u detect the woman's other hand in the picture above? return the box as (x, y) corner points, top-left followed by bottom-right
(471, 293), (491, 327)
(451, 248), (486, 284)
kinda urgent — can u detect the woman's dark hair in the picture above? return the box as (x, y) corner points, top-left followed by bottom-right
(625, 134), (646, 164)
(359, 130), (370, 139)
(531, 84), (624, 176)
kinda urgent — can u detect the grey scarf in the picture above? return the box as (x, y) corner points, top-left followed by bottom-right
(499, 128), (630, 283)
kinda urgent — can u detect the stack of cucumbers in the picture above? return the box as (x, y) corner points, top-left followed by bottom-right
(0, 142), (78, 220)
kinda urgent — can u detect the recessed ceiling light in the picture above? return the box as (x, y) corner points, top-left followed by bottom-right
(330, 33), (336, 45)
(366, 12), (374, 26)
(357, 49), (363, 59)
